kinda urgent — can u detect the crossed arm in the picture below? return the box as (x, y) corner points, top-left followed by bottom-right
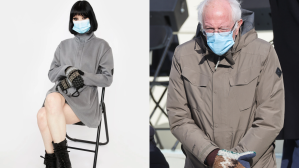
(166, 45), (284, 166)
(48, 43), (114, 88)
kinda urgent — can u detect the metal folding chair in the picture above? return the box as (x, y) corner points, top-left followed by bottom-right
(150, 25), (181, 150)
(66, 87), (109, 168)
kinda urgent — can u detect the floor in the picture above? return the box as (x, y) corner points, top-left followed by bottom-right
(0, 123), (148, 168)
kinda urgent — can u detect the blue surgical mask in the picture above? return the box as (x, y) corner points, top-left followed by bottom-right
(72, 19), (91, 34)
(206, 31), (235, 56)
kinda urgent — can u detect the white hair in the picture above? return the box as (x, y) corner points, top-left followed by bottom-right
(197, 0), (242, 29)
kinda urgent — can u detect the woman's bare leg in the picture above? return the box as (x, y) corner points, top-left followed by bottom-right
(44, 93), (67, 143)
(37, 107), (54, 153)
(37, 92), (81, 153)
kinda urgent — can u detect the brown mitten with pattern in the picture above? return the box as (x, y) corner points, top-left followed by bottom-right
(213, 155), (245, 168)
(212, 149), (256, 168)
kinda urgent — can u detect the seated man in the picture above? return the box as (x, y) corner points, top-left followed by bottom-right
(166, 0), (284, 167)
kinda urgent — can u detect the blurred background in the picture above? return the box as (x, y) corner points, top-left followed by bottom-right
(149, 0), (283, 167)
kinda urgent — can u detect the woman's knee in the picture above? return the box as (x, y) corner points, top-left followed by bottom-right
(45, 93), (65, 110)
(37, 107), (48, 130)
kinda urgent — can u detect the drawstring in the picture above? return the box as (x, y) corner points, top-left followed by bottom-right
(56, 85), (68, 94)
(56, 84), (81, 97)
(71, 89), (80, 97)
(215, 57), (220, 71)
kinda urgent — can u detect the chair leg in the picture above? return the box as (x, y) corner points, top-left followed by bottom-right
(93, 110), (109, 167)
(66, 133), (96, 144)
(66, 100), (109, 167)
(149, 86), (168, 149)
(171, 140), (180, 151)
(66, 111), (109, 145)
(99, 111), (109, 145)
(149, 87), (168, 119)
(150, 123), (164, 149)
(93, 122), (101, 168)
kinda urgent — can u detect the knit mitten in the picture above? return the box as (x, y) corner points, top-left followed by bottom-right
(56, 77), (71, 94)
(65, 66), (84, 97)
(65, 67), (84, 88)
(213, 149), (256, 168)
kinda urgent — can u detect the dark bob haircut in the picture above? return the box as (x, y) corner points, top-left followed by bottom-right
(69, 1), (98, 35)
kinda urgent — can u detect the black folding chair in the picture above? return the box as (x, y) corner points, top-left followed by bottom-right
(150, 25), (181, 150)
(66, 87), (109, 168)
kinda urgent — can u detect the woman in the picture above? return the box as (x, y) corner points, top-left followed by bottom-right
(37, 1), (114, 168)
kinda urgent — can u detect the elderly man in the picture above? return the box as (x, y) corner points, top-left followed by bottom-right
(166, 0), (285, 167)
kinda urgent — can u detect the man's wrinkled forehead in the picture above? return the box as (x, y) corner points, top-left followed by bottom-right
(203, 0), (233, 27)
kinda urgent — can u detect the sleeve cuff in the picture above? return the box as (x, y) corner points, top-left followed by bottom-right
(206, 148), (220, 166)
(65, 66), (78, 76)
(60, 65), (72, 76)
(197, 143), (219, 165)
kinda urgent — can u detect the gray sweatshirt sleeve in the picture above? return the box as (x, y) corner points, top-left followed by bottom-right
(48, 43), (71, 83)
(81, 47), (114, 87)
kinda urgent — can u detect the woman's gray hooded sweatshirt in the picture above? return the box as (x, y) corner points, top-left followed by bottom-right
(44, 32), (114, 128)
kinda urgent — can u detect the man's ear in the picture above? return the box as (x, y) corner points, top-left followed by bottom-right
(235, 19), (243, 36)
(238, 19), (243, 29)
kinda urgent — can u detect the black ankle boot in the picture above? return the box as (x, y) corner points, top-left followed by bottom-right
(52, 139), (72, 168)
(40, 150), (57, 168)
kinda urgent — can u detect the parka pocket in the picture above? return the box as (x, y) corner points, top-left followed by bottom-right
(229, 65), (260, 111)
(182, 67), (210, 110)
(182, 67), (210, 87)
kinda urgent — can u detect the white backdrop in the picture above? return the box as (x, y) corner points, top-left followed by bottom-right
(0, 0), (149, 167)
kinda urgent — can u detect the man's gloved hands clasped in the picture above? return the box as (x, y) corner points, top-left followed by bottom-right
(56, 66), (85, 97)
(213, 149), (256, 168)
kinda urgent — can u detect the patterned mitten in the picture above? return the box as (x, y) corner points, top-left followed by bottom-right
(65, 67), (84, 97)
(56, 77), (71, 94)
(213, 149), (256, 168)
(65, 67), (84, 88)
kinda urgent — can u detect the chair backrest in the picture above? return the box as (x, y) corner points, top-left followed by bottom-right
(100, 87), (105, 107)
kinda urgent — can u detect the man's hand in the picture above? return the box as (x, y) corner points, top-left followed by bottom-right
(213, 149), (256, 168)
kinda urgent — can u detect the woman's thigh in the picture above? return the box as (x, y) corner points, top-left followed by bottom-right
(63, 103), (80, 124)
